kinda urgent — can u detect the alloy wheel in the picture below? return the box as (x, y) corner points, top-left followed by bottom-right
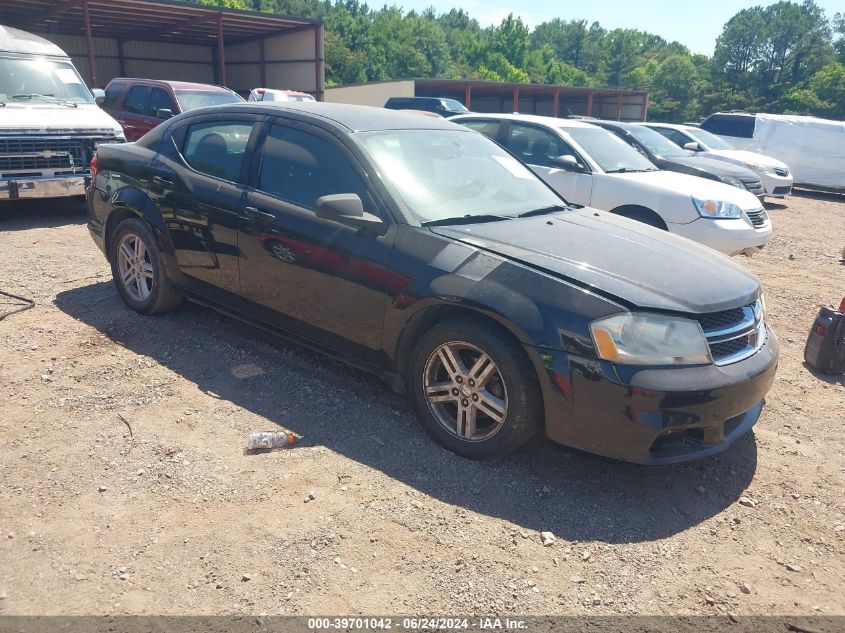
(423, 341), (508, 441)
(116, 232), (154, 302)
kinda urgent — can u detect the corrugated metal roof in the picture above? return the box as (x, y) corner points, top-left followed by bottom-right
(0, 0), (320, 46)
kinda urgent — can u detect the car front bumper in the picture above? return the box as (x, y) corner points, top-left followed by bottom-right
(668, 215), (771, 256)
(758, 172), (793, 197)
(0, 175), (88, 200)
(534, 327), (779, 465)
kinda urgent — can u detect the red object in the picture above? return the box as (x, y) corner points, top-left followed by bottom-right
(816, 325), (827, 335)
(101, 78), (240, 141)
(839, 297), (845, 313)
(90, 154), (98, 182)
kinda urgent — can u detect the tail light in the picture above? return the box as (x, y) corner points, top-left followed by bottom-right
(839, 297), (845, 313)
(90, 154), (98, 181)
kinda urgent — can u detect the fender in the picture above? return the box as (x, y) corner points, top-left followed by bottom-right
(105, 186), (187, 287)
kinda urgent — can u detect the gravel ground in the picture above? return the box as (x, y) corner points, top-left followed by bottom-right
(0, 193), (843, 617)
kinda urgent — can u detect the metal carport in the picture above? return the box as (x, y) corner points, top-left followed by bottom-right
(0, 0), (324, 99)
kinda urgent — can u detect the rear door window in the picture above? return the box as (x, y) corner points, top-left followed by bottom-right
(182, 121), (254, 183)
(459, 119), (502, 142)
(124, 85), (150, 115)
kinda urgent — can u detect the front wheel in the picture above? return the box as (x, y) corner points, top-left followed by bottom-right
(409, 318), (543, 459)
(108, 217), (183, 314)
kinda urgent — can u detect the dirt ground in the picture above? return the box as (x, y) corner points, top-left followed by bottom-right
(0, 192), (843, 617)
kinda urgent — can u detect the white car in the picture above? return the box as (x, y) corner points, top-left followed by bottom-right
(642, 122), (793, 198)
(451, 113), (771, 256)
(247, 88), (315, 103)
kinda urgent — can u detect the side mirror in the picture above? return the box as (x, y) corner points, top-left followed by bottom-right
(315, 193), (385, 234)
(684, 142), (701, 152)
(551, 154), (586, 172)
(156, 108), (174, 120)
(91, 88), (105, 105)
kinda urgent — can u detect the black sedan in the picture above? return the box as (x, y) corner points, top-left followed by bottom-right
(86, 103), (778, 464)
(593, 120), (766, 201)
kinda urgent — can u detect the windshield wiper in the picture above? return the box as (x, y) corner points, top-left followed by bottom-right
(423, 214), (512, 227)
(605, 167), (655, 174)
(517, 204), (569, 218)
(11, 93), (78, 108)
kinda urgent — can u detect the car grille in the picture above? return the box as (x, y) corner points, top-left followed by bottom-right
(773, 167), (789, 177)
(745, 207), (769, 228)
(693, 299), (765, 365)
(772, 185), (792, 196)
(0, 137), (87, 176)
(740, 177), (764, 195)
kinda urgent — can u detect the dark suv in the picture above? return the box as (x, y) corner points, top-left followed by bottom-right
(99, 78), (243, 141)
(86, 103), (777, 464)
(384, 96), (469, 117)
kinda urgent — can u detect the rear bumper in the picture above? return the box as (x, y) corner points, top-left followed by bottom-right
(535, 327), (779, 465)
(0, 175), (87, 200)
(668, 215), (771, 256)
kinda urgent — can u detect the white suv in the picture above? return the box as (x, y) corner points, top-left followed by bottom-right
(451, 113), (771, 256)
(642, 122), (793, 198)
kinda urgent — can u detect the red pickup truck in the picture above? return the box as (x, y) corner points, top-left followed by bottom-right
(99, 78), (243, 141)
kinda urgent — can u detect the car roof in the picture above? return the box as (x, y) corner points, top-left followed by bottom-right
(108, 78), (232, 92)
(455, 112), (599, 129)
(184, 102), (465, 133)
(255, 88), (311, 96)
(0, 24), (67, 57)
(642, 122), (694, 131)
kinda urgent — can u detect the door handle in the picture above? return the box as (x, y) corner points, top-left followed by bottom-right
(244, 206), (275, 220)
(152, 176), (175, 189)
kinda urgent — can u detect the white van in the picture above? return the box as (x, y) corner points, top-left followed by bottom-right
(0, 25), (124, 201)
(700, 112), (845, 192)
(452, 113), (771, 256)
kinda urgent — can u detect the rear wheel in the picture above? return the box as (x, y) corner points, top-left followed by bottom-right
(109, 217), (182, 314)
(409, 318), (543, 459)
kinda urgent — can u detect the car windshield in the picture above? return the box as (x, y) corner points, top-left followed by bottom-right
(356, 129), (563, 223)
(442, 98), (469, 113)
(626, 125), (688, 158)
(688, 127), (735, 150)
(174, 89), (243, 112)
(567, 126), (657, 173)
(0, 56), (94, 104)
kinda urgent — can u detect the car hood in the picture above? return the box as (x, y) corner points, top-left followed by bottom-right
(707, 148), (789, 170)
(429, 209), (760, 314)
(607, 170), (762, 210)
(0, 103), (124, 135)
(666, 155), (758, 179)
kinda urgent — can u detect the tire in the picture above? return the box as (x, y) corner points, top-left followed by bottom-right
(108, 217), (183, 314)
(409, 317), (543, 460)
(612, 206), (667, 230)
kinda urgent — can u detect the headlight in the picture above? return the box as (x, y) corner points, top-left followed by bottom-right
(745, 162), (777, 176)
(692, 197), (742, 219)
(590, 313), (712, 366)
(722, 176), (745, 189)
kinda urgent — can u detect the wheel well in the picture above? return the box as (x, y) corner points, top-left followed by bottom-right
(394, 305), (540, 393)
(610, 205), (668, 230)
(103, 207), (140, 256)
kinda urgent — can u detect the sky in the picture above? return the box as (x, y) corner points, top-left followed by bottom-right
(394, 0), (843, 56)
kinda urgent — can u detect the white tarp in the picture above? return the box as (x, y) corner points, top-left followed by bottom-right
(727, 113), (845, 190)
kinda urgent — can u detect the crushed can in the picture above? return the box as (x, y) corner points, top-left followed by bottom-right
(804, 299), (845, 374)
